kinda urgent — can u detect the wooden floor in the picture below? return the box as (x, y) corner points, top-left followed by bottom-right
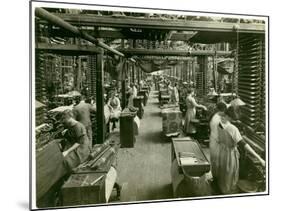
(115, 90), (173, 202)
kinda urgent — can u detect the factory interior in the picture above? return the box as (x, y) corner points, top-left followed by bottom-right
(34, 7), (266, 208)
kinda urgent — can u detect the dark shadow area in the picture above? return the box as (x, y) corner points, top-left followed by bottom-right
(155, 183), (174, 200)
(139, 131), (165, 144)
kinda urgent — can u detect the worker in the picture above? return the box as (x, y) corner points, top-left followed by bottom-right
(216, 106), (265, 194)
(183, 89), (207, 136)
(139, 80), (144, 89)
(72, 95), (96, 148)
(61, 109), (91, 171)
(127, 90), (134, 109)
(107, 90), (121, 131)
(132, 83), (138, 97)
(179, 83), (188, 113)
(167, 81), (173, 102)
(209, 102), (228, 185)
(125, 90), (138, 113)
(170, 83), (179, 105)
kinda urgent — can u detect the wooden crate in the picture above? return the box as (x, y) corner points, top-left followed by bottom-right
(162, 108), (182, 135)
(171, 137), (210, 177)
(61, 173), (106, 206)
(36, 141), (67, 201)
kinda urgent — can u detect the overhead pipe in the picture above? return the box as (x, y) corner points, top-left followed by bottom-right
(35, 7), (124, 57)
(129, 58), (136, 63)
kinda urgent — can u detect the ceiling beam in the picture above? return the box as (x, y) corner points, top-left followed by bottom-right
(48, 28), (199, 42)
(35, 43), (101, 55)
(51, 13), (265, 34)
(48, 28), (141, 39)
(35, 8), (124, 57)
(140, 57), (196, 61)
(119, 48), (232, 56)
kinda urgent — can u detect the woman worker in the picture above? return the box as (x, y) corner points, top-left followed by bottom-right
(209, 102), (228, 184)
(107, 90), (122, 131)
(61, 109), (91, 172)
(184, 89), (207, 136)
(216, 106), (265, 194)
(170, 83), (179, 105)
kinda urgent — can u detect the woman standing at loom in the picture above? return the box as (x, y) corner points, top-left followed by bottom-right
(184, 89), (207, 136)
(216, 106), (265, 194)
(209, 102), (227, 185)
(170, 83), (179, 105)
(107, 90), (121, 131)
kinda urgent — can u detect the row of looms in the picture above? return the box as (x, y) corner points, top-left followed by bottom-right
(34, 6), (266, 208)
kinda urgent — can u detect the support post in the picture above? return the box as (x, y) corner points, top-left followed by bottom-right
(121, 80), (126, 109)
(121, 59), (127, 109)
(138, 67), (141, 87)
(132, 64), (135, 83)
(212, 54), (217, 91)
(96, 50), (105, 144)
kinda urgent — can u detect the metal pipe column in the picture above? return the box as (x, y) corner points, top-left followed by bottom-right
(35, 8), (124, 57)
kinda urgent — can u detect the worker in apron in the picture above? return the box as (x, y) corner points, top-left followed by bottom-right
(170, 83), (179, 105)
(216, 106), (265, 194)
(209, 102), (227, 184)
(184, 89), (207, 136)
(107, 90), (122, 131)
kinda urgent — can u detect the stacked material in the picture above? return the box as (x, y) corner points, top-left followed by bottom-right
(35, 52), (46, 102)
(49, 105), (73, 113)
(36, 100), (47, 126)
(87, 55), (97, 98)
(161, 108), (182, 135)
(238, 34), (265, 131)
(159, 88), (170, 105)
(35, 51), (48, 125)
(259, 38), (266, 132)
(36, 124), (54, 150)
(196, 56), (208, 97)
(88, 55), (98, 142)
(36, 107), (67, 150)
(75, 140), (117, 173)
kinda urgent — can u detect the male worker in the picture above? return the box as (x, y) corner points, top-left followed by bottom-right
(61, 109), (91, 171)
(72, 95), (96, 148)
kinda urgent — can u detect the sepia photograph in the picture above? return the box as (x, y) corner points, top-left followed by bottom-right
(30, 1), (268, 210)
